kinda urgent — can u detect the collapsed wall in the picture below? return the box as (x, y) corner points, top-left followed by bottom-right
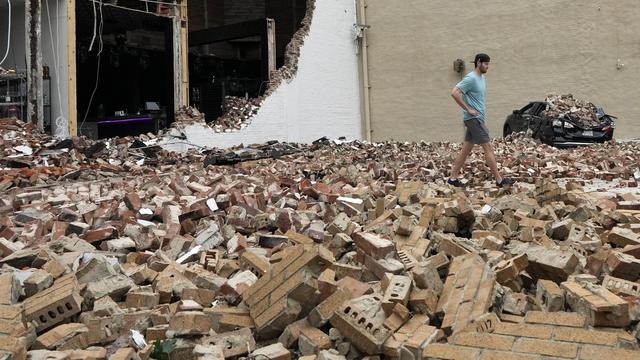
(162, 0), (362, 152)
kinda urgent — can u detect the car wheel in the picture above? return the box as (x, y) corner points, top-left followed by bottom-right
(503, 125), (512, 138)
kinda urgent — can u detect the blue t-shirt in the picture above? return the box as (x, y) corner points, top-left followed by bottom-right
(456, 71), (486, 121)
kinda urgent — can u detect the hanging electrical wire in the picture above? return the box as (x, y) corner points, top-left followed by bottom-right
(89, 0), (97, 52)
(80, 1), (104, 136)
(88, 0), (180, 18)
(0, 0), (11, 66)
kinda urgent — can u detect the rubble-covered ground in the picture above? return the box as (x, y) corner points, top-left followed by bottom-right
(2, 117), (640, 360)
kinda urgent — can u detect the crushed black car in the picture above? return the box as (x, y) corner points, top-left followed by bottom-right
(503, 94), (616, 147)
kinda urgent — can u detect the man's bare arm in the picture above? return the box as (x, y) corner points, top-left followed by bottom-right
(451, 87), (479, 117)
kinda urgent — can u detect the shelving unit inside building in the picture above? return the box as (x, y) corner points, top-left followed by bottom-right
(0, 72), (27, 121)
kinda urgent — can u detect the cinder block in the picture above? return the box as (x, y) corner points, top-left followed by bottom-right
(329, 295), (392, 355)
(201, 328), (255, 358)
(525, 245), (579, 283)
(602, 274), (640, 297)
(24, 274), (83, 332)
(562, 280), (630, 327)
(381, 275), (412, 315)
(533, 280), (563, 312)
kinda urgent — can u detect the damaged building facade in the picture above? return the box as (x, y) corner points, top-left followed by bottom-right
(0, 0), (363, 147)
(3, 0), (640, 145)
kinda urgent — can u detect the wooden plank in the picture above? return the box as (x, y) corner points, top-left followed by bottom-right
(266, 19), (276, 80)
(188, 19), (267, 46)
(67, 0), (77, 137)
(180, 4), (189, 106)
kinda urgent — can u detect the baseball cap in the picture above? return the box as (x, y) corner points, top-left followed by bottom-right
(474, 53), (490, 65)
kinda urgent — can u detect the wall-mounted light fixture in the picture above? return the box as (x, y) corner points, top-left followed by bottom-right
(453, 59), (465, 74)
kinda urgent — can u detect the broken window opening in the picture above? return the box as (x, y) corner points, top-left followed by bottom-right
(75, 0), (175, 139)
(186, 0), (313, 130)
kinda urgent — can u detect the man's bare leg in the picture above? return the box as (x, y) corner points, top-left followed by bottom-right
(450, 141), (474, 179)
(480, 142), (502, 182)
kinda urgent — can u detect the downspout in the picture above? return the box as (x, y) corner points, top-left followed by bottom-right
(356, 0), (372, 142)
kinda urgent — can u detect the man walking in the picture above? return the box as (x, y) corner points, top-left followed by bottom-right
(448, 53), (514, 188)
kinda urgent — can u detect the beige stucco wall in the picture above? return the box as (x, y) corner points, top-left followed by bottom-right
(363, 0), (640, 142)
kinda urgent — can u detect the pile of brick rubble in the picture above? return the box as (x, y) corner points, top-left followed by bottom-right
(2, 118), (640, 359)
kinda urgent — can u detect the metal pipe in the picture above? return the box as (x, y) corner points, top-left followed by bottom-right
(357, 0), (372, 142)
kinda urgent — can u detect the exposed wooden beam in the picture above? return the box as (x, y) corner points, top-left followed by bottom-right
(25, 0), (43, 131)
(265, 19), (276, 80)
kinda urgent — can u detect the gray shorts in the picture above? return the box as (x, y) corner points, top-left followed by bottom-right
(464, 118), (491, 144)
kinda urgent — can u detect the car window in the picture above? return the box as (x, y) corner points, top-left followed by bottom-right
(520, 103), (535, 115)
(532, 103), (547, 116)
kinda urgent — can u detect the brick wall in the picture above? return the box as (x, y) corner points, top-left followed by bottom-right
(424, 311), (639, 359)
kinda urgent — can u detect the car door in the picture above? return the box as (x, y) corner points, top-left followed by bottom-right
(516, 103), (537, 132)
(526, 103), (547, 132)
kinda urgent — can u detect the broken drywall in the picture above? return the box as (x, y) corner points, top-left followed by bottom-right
(162, 0), (362, 152)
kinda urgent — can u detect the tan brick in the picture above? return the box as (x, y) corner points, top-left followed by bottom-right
(437, 253), (496, 334)
(109, 347), (140, 360)
(451, 332), (515, 351)
(524, 311), (586, 328)
(125, 292), (160, 309)
(167, 311), (213, 337)
(32, 323), (89, 350)
(479, 350), (542, 360)
(553, 327), (622, 346)
(494, 322), (553, 339)
(299, 327), (331, 356)
(606, 251), (640, 281)
(353, 232), (395, 259)
(513, 338), (578, 358)
(308, 289), (351, 327)
(0, 336), (27, 360)
(578, 345), (640, 360)
(278, 318), (311, 348)
(251, 343), (291, 360)
(422, 343), (481, 360)
(240, 251), (270, 277)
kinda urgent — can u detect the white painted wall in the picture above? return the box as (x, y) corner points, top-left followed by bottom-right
(0, 0), (68, 137)
(42, 0), (69, 138)
(163, 0), (362, 152)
